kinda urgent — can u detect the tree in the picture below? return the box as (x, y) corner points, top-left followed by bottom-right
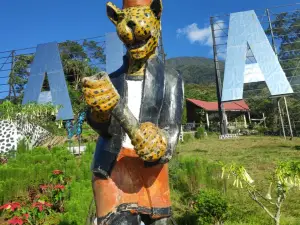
(271, 11), (300, 77)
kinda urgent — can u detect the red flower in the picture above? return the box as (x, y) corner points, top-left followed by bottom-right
(8, 216), (24, 225)
(54, 184), (65, 190)
(39, 184), (49, 191)
(23, 213), (29, 220)
(52, 170), (63, 175)
(32, 201), (52, 212)
(0, 202), (21, 211)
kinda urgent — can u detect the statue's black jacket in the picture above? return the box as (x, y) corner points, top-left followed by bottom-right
(86, 56), (184, 178)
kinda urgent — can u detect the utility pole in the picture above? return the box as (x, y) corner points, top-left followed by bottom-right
(9, 50), (16, 102)
(266, 8), (293, 139)
(210, 16), (228, 135)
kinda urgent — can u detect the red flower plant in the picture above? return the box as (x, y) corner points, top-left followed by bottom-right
(39, 184), (49, 191)
(32, 201), (52, 212)
(54, 184), (65, 191)
(23, 214), (29, 220)
(52, 170), (63, 175)
(8, 216), (24, 225)
(0, 202), (21, 212)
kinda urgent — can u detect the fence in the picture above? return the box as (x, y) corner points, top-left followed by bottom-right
(210, 3), (300, 138)
(0, 30), (166, 102)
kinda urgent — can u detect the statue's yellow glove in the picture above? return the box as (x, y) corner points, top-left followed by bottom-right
(132, 122), (167, 162)
(82, 73), (120, 122)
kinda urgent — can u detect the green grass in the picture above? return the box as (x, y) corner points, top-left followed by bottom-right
(170, 136), (300, 225)
(1, 135), (300, 225)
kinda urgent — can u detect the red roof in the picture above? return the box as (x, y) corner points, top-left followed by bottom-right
(187, 99), (250, 112)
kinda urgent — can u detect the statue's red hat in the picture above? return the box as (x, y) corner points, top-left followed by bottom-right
(123, 0), (151, 8)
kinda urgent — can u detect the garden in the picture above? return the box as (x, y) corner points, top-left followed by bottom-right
(1, 133), (300, 225)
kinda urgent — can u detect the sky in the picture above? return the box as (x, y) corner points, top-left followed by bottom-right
(0, 0), (298, 98)
(0, 0), (298, 58)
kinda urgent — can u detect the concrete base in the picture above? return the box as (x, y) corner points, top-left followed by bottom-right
(67, 145), (86, 155)
(219, 134), (239, 140)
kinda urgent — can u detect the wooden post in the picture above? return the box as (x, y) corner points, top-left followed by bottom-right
(206, 112), (210, 129)
(263, 113), (266, 128)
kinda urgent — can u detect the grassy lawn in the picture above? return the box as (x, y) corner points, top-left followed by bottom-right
(170, 135), (300, 225)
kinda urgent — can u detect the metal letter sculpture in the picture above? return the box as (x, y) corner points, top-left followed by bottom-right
(82, 0), (184, 224)
(22, 42), (74, 120)
(222, 10), (293, 102)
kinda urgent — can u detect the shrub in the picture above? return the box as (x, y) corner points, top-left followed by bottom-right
(183, 133), (195, 143)
(193, 189), (229, 225)
(195, 127), (206, 139)
(60, 180), (93, 225)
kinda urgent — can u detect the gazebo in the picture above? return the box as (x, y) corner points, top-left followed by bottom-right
(186, 98), (250, 129)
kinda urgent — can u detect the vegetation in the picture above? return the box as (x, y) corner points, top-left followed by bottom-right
(1, 133), (300, 225)
(222, 161), (300, 225)
(0, 141), (95, 225)
(170, 136), (300, 225)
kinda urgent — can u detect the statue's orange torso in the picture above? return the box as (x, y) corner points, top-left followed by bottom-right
(93, 148), (171, 219)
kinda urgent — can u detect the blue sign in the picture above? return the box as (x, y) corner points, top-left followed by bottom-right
(222, 10), (293, 102)
(22, 42), (74, 120)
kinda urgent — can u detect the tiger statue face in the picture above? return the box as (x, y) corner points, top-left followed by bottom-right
(106, 0), (162, 60)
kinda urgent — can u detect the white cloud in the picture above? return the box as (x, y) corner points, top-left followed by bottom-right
(176, 23), (213, 46)
(176, 20), (227, 59)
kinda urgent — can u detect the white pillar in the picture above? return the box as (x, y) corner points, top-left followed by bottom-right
(248, 111), (251, 123)
(263, 113), (266, 128)
(206, 112), (210, 129)
(243, 114), (247, 128)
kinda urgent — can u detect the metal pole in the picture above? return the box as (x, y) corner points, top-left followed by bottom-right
(278, 99), (286, 140)
(284, 97), (293, 139)
(266, 9), (293, 139)
(9, 51), (16, 101)
(210, 16), (228, 135)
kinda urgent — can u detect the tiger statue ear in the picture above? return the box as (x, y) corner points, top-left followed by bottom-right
(106, 2), (125, 25)
(150, 0), (162, 19)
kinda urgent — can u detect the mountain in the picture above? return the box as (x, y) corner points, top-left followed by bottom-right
(166, 56), (224, 85)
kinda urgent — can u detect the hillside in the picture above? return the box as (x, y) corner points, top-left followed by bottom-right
(166, 56), (220, 102)
(166, 56), (224, 85)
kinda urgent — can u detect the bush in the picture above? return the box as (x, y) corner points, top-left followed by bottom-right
(183, 133), (195, 143)
(169, 156), (225, 224)
(60, 181), (93, 225)
(255, 126), (268, 134)
(193, 189), (229, 225)
(195, 127), (206, 139)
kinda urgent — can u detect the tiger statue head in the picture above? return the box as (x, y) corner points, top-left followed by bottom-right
(106, 0), (162, 62)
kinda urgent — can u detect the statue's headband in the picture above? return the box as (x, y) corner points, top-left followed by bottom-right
(123, 0), (152, 8)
